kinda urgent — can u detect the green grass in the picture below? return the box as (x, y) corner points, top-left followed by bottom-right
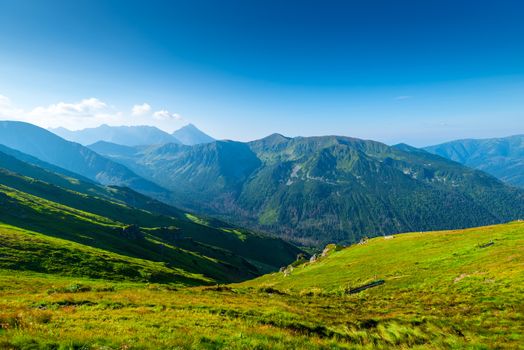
(0, 223), (210, 285)
(185, 213), (210, 226)
(221, 228), (247, 241)
(0, 222), (522, 349)
(241, 221), (524, 293)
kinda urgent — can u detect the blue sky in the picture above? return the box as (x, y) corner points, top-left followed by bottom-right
(0, 0), (523, 146)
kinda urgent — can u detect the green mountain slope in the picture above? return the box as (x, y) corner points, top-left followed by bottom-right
(91, 134), (524, 246)
(0, 223), (209, 285)
(0, 156), (301, 283)
(424, 134), (524, 188)
(0, 222), (521, 349)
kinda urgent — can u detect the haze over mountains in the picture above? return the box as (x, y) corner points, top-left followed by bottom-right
(50, 123), (215, 146)
(425, 134), (524, 188)
(0, 121), (168, 197)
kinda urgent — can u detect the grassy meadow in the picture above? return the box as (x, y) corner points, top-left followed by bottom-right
(0, 222), (522, 349)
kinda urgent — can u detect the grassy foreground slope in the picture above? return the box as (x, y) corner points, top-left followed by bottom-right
(241, 221), (524, 293)
(0, 222), (522, 349)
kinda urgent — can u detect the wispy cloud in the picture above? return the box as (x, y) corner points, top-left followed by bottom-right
(153, 109), (182, 121)
(394, 95), (413, 100)
(131, 103), (151, 116)
(25, 98), (120, 130)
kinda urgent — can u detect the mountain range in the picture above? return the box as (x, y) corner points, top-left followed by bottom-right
(424, 134), (524, 188)
(2, 120), (523, 246)
(50, 123), (215, 146)
(89, 133), (524, 246)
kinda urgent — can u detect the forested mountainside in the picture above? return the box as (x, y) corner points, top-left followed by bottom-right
(90, 134), (524, 246)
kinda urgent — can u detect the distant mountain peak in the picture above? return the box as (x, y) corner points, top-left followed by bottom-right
(172, 124), (215, 145)
(93, 128), (524, 246)
(0, 120), (168, 195)
(50, 124), (180, 146)
(183, 123), (198, 129)
(48, 126), (70, 132)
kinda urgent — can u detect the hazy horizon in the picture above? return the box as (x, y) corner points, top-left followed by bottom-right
(0, 118), (520, 148)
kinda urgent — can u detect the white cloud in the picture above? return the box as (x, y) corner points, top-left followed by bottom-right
(30, 98), (108, 117)
(0, 94), (185, 132)
(153, 109), (182, 121)
(131, 103), (151, 116)
(25, 97), (121, 130)
(0, 94), (24, 118)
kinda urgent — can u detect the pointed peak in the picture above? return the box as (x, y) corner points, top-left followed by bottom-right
(174, 123), (199, 132)
(172, 123), (215, 145)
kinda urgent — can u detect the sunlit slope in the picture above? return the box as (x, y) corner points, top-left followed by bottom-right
(0, 145), (186, 219)
(241, 222), (524, 294)
(0, 223), (521, 349)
